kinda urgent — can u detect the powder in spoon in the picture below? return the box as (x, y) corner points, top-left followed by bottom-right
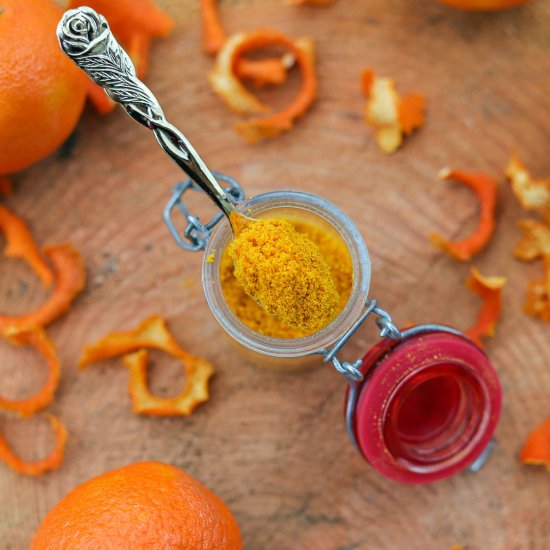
(227, 218), (340, 331)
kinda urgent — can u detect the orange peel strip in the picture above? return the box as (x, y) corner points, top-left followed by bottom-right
(218, 31), (317, 142)
(514, 220), (550, 320)
(506, 154), (550, 219)
(79, 316), (214, 416)
(0, 244), (86, 336)
(0, 413), (67, 476)
(0, 330), (60, 417)
(200, 0), (227, 55)
(361, 69), (425, 153)
(520, 416), (550, 471)
(0, 204), (53, 287)
(465, 267), (506, 348)
(430, 168), (498, 261)
(0, 177), (13, 196)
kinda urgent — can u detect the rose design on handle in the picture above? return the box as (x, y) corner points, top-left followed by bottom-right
(57, 7), (109, 58)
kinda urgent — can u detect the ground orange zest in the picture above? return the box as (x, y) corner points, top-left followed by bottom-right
(0, 244), (86, 336)
(514, 220), (550, 321)
(0, 330), (60, 417)
(520, 417), (550, 471)
(465, 267), (506, 348)
(506, 154), (550, 221)
(79, 316), (214, 416)
(0, 413), (67, 476)
(430, 168), (498, 261)
(0, 204), (53, 287)
(0, 177), (13, 196)
(361, 68), (425, 153)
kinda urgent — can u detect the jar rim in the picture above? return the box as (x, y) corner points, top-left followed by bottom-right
(202, 190), (371, 357)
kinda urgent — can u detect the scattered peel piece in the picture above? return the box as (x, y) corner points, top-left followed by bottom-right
(0, 330), (60, 417)
(430, 169), (498, 261)
(0, 244), (86, 336)
(79, 316), (214, 416)
(465, 267), (506, 348)
(0, 413), (67, 476)
(520, 417), (550, 471)
(211, 30), (317, 143)
(0, 177), (12, 196)
(514, 220), (550, 320)
(506, 154), (550, 219)
(0, 204), (53, 287)
(361, 69), (425, 153)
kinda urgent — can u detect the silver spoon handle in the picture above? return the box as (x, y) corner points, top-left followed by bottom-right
(56, 7), (237, 219)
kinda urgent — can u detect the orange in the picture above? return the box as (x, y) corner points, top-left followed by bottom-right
(30, 461), (243, 549)
(0, 0), (87, 175)
(437, 0), (530, 9)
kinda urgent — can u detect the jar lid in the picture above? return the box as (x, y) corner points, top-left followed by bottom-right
(347, 328), (502, 484)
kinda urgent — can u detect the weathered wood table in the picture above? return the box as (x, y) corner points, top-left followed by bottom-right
(2, 0), (550, 547)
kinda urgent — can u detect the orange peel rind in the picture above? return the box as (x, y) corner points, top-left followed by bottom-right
(361, 69), (425, 153)
(0, 244), (86, 336)
(0, 177), (13, 196)
(465, 267), (506, 348)
(0, 329), (60, 417)
(520, 416), (550, 471)
(0, 413), (67, 476)
(79, 316), (214, 416)
(430, 169), (498, 261)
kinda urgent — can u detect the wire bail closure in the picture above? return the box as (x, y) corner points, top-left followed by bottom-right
(163, 172), (245, 252)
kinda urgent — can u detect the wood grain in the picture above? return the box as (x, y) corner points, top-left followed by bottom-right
(2, 0), (550, 548)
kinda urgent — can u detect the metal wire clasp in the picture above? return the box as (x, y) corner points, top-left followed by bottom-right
(318, 299), (402, 382)
(163, 172), (245, 252)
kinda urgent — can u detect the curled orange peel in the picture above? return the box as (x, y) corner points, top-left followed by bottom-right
(520, 416), (550, 471)
(430, 169), (498, 261)
(0, 330), (60, 417)
(514, 219), (550, 321)
(361, 69), (425, 153)
(465, 267), (506, 348)
(79, 316), (214, 416)
(0, 244), (86, 336)
(0, 204), (53, 287)
(506, 154), (550, 220)
(0, 413), (67, 476)
(0, 177), (12, 196)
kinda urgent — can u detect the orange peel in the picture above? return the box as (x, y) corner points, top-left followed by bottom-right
(520, 416), (550, 471)
(79, 316), (214, 416)
(0, 330), (60, 417)
(430, 168), (498, 261)
(0, 177), (12, 196)
(506, 154), (550, 221)
(465, 267), (506, 348)
(514, 219), (550, 321)
(0, 244), (86, 336)
(0, 413), (67, 476)
(0, 204), (53, 287)
(361, 69), (425, 153)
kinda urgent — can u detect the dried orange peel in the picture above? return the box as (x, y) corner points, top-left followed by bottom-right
(430, 169), (498, 261)
(0, 413), (67, 476)
(79, 316), (214, 416)
(520, 416), (550, 471)
(361, 69), (425, 153)
(68, 0), (174, 114)
(514, 219), (550, 321)
(0, 330), (60, 417)
(0, 244), (86, 336)
(0, 204), (53, 287)
(465, 267), (506, 348)
(506, 154), (550, 221)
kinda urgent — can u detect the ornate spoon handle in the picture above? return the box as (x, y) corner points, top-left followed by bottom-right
(56, 7), (238, 219)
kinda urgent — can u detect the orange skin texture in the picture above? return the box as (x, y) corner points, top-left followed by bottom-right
(0, 0), (87, 175)
(30, 461), (243, 549)
(437, 0), (530, 10)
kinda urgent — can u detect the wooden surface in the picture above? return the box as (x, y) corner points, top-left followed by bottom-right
(2, 0), (550, 548)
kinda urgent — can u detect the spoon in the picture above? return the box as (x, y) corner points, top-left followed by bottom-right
(56, 6), (252, 234)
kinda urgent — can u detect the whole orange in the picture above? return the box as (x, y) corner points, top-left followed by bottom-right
(30, 461), (243, 549)
(437, 0), (530, 9)
(0, 0), (87, 175)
